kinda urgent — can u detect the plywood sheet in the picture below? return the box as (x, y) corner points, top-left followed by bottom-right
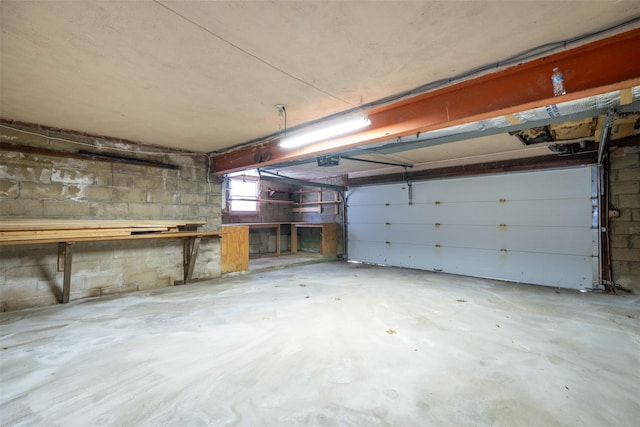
(221, 226), (249, 273)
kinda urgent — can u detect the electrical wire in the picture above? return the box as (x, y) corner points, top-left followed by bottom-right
(154, 0), (353, 107)
(283, 106), (287, 137)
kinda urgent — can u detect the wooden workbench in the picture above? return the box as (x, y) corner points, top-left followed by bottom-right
(1, 218), (224, 303)
(222, 222), (338, 259)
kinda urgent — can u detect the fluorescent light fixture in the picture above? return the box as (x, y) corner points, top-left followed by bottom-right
(279, 114), (371, 149)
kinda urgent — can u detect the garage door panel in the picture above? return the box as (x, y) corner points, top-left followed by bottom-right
(427, 247), (591, 289)
(348, 199), (592, 227)
(348, 223), (432, 246)
(348, 240), (429, 270)
(427, 199), (593, 227)
(348, 167), (592, 206)
(431, 225), (593, 254)
(350, 222), (592, 255)
(411, 167), (593, 202)
(347, 204), (431, 224)
(347, 167), (596, 289)
(348, 183), (410, 206)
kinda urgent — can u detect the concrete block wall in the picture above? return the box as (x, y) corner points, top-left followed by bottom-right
(0, 123), (222, 310)
(609, 146), (640, 292)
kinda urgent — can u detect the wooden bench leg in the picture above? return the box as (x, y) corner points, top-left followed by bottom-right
(183, 237), (201, 284)
(59, 242), (74, 304)
(291, 225), (298, 254)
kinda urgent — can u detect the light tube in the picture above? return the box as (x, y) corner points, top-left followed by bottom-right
(279, 114), (371, 149)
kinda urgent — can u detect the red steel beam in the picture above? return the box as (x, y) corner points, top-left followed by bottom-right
(211, 28), (640, 174)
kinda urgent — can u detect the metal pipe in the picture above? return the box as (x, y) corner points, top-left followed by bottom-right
(596, 108), (614, 289)
(257, 169), (346, 192)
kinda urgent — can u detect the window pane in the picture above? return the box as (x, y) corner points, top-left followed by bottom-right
(228, 179), (258, 212)
(229, 180), (257, 197)
(230, 200), (257, 212)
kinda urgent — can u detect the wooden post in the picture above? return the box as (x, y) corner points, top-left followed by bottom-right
(61, 242), (74, 304)
(291, 224), (298, 254)
(183, 237), (201, 284)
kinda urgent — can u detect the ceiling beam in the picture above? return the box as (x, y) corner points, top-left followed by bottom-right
(210, 28), (640, 175)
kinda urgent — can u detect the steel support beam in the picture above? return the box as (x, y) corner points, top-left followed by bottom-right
(210, 28), (640, 175)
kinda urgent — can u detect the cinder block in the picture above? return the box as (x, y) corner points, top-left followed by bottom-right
(80, 273), (123, 290)
(632, 209), (640, 222)
(44, 199), (90, 216)
(198, 181), (222, 195)
(617, 194), (640, 209)
(617, 168), (640, 182)
(610, 180), (639, 196)
(99, 257), (125, 271)
(610, 247), (640, 262)
(20, 181), (66, 200)
(156, 267), (180, 281)
(162, 204), (194, 218)
(128, 202), (163, 218)
(181, 192), (207, 205)
(90, 202), (129, 217)
(610, 152), (639, 169)
(1, 279), (39, 303)
(611, 221), (640, 236)
(6, 264), (56, 283)
(113, 187), (147, 203)
(611, 260), (630, 275)
(612, 208), (631, 221)
(82, 186), (113, 202)
(630, 263), (640, 276)
(72, 260), (102, 274)
(93, 168), (113, 187)
(136, 275), (172, 291)
(140, 165), (168, 177)
(197, 205), (218, 217)
(50, 168), (95, 185)
(609, 234), (629, 248)
(99, 282), (138, 295)
(124, 269), (159, 286)
(0, 164), (39, 182)
(0, 180), (19, 198)
(3, 295), (58, 311)
(112, 174), (135, 188)
(111, 163), (140, 176)
(147, 190), (179, 204)
(611, 272), (640, 290)
(165, 178), (198, 193)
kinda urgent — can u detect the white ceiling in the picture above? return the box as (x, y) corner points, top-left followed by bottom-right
(1, 1), (639, 178)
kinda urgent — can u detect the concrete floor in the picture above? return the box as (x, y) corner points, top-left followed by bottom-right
(1, 262), (639, 426)
(249, 253), (332, 273)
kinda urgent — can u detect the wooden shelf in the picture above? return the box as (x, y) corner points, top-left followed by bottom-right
(1, 218), (224, 304)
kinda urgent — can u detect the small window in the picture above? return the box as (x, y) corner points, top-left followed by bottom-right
(228, 178), (258, 212)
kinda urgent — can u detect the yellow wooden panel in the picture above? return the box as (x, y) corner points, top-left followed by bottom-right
(221, 226), (249, 273)
(321, 223), (339, 258)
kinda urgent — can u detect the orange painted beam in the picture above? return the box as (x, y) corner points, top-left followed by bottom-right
(211, 28), (640, 174)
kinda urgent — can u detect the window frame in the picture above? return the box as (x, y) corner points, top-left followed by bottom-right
(226, 176), (260, 214)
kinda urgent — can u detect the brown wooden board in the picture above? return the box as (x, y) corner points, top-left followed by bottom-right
(0, 231), (222, 246)
(220, 226), (249, 273)
(0, 218), (206, 231)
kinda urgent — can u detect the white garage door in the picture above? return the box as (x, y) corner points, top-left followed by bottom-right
(347, 166), (598, 289)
